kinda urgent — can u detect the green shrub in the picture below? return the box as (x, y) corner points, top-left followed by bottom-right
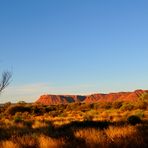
(57, 104), (67, 110)
(44, 106), (56, 112)
(139, 92), (148, 101)
(58, 112), (67, 117)
(76, 103), (90, 112)
(17, 101), (27, 105)
(5, 105), (31, 115)
(32, 106), (44, 115)
(134, 100), (148, 110)
(93, 103), (99, 110)
(23, 120), (33, 128)
(13, 116), (23, 123)
(120, 102), (134, 111)
(112, 101), (123, 109)
(66, 102), (83, 111)
(127, 115), (141, 125)
(99, 102), (112, 109)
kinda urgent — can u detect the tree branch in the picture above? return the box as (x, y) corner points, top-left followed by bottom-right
(0, 71), (12, 93)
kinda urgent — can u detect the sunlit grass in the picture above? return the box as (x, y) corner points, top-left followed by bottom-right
(39, 135), (65, 148)
(0, 101), (148, 147)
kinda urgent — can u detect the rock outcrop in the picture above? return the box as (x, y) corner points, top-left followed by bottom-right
(36, 95), (86, 105)
(36, 89), (148, 105)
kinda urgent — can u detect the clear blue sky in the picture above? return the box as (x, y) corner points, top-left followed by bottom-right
(0, 0), (148, 103)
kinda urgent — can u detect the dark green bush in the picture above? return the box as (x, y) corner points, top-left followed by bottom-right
(66, 102), (82, 111)
(127, 115), (142, 125)
(45, 106), (56, 112)
(23, 120), (33, 128)
(32, 106), (44, 115)
(13, 116), (23, 123)
(5, 105), (31, 115)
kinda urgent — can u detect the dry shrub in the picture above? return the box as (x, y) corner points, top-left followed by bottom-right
(39, 135), (65, 148)
(100, 111), (108, 119)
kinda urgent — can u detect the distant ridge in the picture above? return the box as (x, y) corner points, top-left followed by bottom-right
(35, 89), (148, 105)
(36, 95), (86, 105)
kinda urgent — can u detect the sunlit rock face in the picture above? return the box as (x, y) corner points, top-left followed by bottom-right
(36, 95), (86, 105)
(36, 90), (148, 105)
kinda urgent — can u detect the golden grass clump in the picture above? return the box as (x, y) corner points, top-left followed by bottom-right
(11, 135), (38, 148)
(39, 135), (65, 148)
(74, 128), (107, 147)
(105, 126), (136, 139)
(32, 120), (47, 128)
(74, 126), (145, 147)
(1, 140), (19, 148)
(105, 125), (144, 146)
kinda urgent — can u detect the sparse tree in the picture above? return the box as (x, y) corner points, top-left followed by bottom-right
(0, 71), (12, 93)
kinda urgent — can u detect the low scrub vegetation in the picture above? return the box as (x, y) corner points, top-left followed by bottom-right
(0, 99), (148, 147)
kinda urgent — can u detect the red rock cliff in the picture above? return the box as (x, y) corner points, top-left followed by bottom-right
(36, 89), (148, 105)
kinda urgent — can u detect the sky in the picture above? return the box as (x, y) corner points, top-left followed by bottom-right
(0, 0), (148, 103)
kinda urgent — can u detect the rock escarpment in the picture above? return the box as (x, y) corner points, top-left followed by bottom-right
(36, 89), (148, 105)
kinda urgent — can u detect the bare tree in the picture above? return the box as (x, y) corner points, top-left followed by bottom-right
(0, 71), (12, 93)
